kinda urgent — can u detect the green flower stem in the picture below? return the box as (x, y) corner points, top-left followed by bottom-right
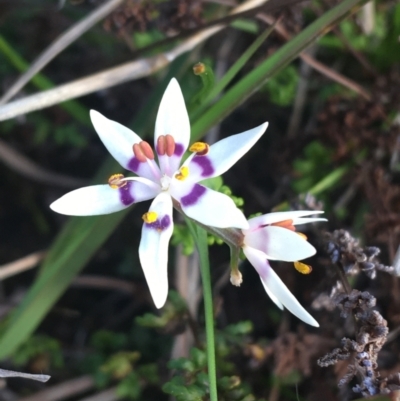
(186, 219), (218, 401)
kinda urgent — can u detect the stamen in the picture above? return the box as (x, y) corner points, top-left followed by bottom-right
(189, 142), (210, 156)
(175, 166), (189, 181)
(133, 141), (155, 162)
(230, 270), (243, 287)
(157, 136), (166, 156)
(271, 219), (295, 231)
(139, 141), (154, 160)
(142, 211), (158, 224)
(108, 173), (126, 189)
(294, 261), (312, 274)
(296, 232), (308, 240)
(165, 134), (175, 156)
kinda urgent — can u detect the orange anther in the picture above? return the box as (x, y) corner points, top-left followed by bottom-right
(139, 141), (154, 160)
(133, 143), (146, 162)
(271, 219), (295, 231)
(157, 136), (166, 156)
(165, 134), (175, 157)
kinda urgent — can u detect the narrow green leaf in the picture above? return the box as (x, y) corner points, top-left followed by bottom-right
(199, 23), (276, 115)
(191, 0), (368, 138)
(308, 165), (349, 195)
(0, 35), (89, 126)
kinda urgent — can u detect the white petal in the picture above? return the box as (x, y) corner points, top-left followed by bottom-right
(244, 226), (316, 261)
(183, 122), (268, 183)
(90, 110), (161, 181)
(261, 278), (284, 310)
(50, 181), (158, 216)
(154, 79), (190, 174)
(243, 246), (318, 327)
(170, 181), (248, 229)
(247, 211), (325, 231)
(139, 192), (174, 309)
(243, 247), (283, 309)
(292, 217), (327, 225)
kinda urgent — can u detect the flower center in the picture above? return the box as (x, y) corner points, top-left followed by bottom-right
(108, 174), (127, 189)
(160, 175), (171, 190)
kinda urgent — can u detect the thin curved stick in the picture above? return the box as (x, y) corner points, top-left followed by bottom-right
(0, 0), (269, 122)
(0, 138), (88, 188)
(0, 368), (50, 382)
(0, 0), (125, 105)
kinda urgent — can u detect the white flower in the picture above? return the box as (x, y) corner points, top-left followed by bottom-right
(242, 210), (326, 327)
(50, 78), (268, 309)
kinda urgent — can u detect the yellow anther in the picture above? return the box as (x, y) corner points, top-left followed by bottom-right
(175, 166), (189, 181)
(294, 261), (312, 274)
(142, 211), (158, 224)
(296, 232), (308, 240)
(193, 62), (206, 75)
(189, 142), (210, 156)
(108, 174), (126, 189)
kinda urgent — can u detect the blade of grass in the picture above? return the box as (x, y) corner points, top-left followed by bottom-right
(192, 22), (277, 121)
(0, 0), (125, 105)
(186, 219), (218, 401)
(191, 0), (368, 138)
(0, 35), (89, 125)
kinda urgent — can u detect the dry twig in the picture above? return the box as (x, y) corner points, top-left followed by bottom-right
(0, 0), (126, 105)
(0, 0), (269, 122)
(0, 138), (89, 188)
(0, 251), (46, 281)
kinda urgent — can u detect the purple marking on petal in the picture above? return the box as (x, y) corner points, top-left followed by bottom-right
(119, 182), (134, 206)
(192, 155), (214, 177)
(127, 156), (141, 173)
(180, 184), (206, 206)
(174, 143), (184, 156)
(146, 215), (171, 231)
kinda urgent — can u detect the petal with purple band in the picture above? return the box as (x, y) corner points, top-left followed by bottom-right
(90, 110), (142, 170)
(243, 246), (319, 327)
(139, 192), (173, 309)
(174, 143), (184, 156)
(127, 156), (162, 182)
(183, 122), (268, 183)
(50, 181), (159, 216)
(243, 247), (283, 309)
(244, 226), (317, 262)
(154, 79), (190, 173)
(246, 210), (325, 231)
(119, 182), (135, 206)
(170, 181), (248, 229)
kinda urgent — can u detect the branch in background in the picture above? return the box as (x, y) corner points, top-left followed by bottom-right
(0, 138), (88, 188)
(0, 0), (126, 105)
(0, 251), (46, 281)
(0, 0), (271, 122)
(0, 368), (50, 382)
(257, 13), (371, 100)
